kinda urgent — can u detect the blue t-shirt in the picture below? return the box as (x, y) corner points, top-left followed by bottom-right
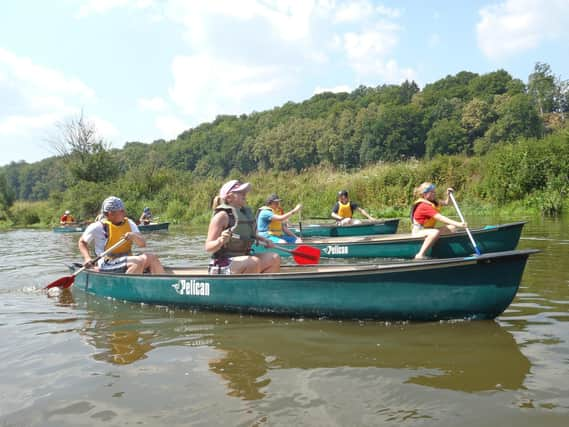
(257, 209), (274, 233)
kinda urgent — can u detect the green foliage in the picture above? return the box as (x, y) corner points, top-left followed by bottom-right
(8, 201), (49, 226)
(480, 132), (569, 205)
(3, 64), (569, 223)
(0, 171), (15, 210)
(425, 119), (468, 158)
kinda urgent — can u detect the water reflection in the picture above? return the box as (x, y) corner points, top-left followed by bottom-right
(72, 292), (531, 399)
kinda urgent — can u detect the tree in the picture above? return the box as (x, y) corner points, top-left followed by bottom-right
(461, 98), (496, 144)
(49, 113), (118, 183)
(0, 171), (15, 212)
(528, 62), (556, 116)
(425, 119), (468, 158)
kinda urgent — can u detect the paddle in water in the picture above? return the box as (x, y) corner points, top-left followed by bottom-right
(45, 237), (128, 289)
(448, 191), (482, 256)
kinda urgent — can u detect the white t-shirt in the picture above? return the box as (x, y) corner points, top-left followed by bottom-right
(81, 219), (140, 257)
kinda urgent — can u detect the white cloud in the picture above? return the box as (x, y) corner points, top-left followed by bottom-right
(313, 84), (351, 95)
(354, 58), (416, 85)
(334, 1), (401, 23)
(0, 48), (94, 98)
(90, 115), (120, 139)
(0, 113), (63, 135)
(375, 4), (401, 19)
(76, 0), (154, 18)
(477, 0), (569, 60)
(138, 97), (167, 112)
(0, 48), (99, 140)
(334, 1), (375, 23)
(343, 25), (400, 60)
(155, 115), (188, 140)
(164, 0), (316, 44)
(169, 54), (284, 121)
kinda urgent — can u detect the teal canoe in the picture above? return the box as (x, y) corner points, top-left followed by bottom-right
(289, 218), (400, 237)
(253, 221), (526, 259)
(138, 222), (170, 232)
(52, 224), (86, 233)
(72, 249), (537, 321)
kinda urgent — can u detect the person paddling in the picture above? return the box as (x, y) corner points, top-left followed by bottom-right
(331, 190), (375, 225)
(139, 207), (153, 225)
(78, 196), (164, 274)
(411, 182), (467, 259)
(60, 210), (75, 225)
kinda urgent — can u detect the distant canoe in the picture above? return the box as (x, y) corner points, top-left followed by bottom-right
(138, 222), (170, 232)
(53, 224), (86, 233)
(73, 249), (538, 321)
(289, 218), (400, 237)
(253, 221), (526, 259)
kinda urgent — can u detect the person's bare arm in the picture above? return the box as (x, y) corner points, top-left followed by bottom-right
(433, 213), (466, 228)
(205, 211), (230, 253)
(357, 207), (374, 220)
(271, 204), (302, 221)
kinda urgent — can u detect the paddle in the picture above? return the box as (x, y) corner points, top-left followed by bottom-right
(272, 243), (321, 265)
(45, 237), (128, 289)
(448, 191), (482, 256)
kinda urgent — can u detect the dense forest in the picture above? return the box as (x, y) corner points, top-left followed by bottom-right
(1, 62), (568, 226)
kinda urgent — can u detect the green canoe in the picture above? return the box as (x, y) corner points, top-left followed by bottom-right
(289, 218), (400, 237)
(52, 224), (86, 233)
(72, 249), (537, 321)
(138, 222), (170, 232)
(253, 221), (526, 259)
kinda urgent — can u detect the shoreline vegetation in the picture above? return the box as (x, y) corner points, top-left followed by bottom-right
(2, 130), (568, 231)
(1, 64), (568, 229)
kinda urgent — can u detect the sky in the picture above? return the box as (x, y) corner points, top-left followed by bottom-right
(1, 0), (568, 166)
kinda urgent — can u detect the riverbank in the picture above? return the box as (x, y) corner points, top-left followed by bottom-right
(2, 134), (568, 229)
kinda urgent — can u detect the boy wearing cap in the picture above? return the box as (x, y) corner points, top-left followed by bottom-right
(331, 190), (374, 225)
(411, 182), (467, 259)
(206, 180), (280, 274)
(78, 196), (165, 274)
(257, 194), (302, 244)
(60, 210), (75, 225)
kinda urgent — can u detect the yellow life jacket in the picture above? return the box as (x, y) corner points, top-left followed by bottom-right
(258, 206), (284, 236)
(411, 198), (441, 228)
(102, 218), (133, 257)
(337, 201), (353, 218)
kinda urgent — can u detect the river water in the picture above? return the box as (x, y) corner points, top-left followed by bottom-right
(1, 217), (568, 426)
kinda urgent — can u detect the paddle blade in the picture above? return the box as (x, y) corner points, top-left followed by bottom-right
(292, 245), (321, 265)
(45, 275), (75, 290)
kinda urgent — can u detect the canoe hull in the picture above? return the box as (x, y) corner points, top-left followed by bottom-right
(73, 249), (536, 321)
(290, 218), (400, 237)
(254, 222), (525, 259)
(138, 222), (170, 232)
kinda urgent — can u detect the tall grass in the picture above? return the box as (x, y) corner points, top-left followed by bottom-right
(4, 130), (569, 228)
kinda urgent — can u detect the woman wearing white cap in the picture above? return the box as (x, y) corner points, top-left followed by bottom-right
(78, 196), (165, 274)
(205, 180), (280, 274)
